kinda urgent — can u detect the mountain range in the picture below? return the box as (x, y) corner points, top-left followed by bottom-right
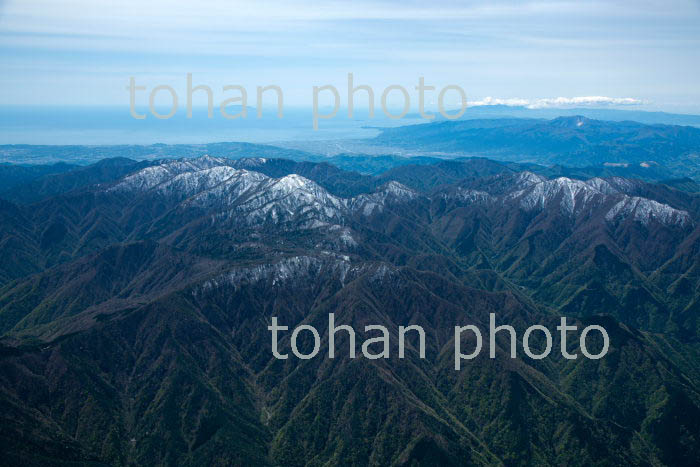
(5, 115), (700, 185)
(373, 116), (700, 178)
(428, 104), (700, 127)
(0, 152), (699, 465)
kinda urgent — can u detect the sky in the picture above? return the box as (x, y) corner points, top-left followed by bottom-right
(1, 0), (700, 113)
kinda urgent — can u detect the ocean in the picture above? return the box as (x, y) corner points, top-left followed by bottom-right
(0, 106), (426, 146)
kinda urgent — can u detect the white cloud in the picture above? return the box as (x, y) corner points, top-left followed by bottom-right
(470, 96), (644, 108)
(469, 97), (532, 107)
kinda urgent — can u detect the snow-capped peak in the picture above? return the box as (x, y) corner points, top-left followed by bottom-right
(156, 166), (242, 198)
(192, 154), (228, 168)
(505, 173), (691, 227)
(511, 176), (605, 214)
(380, 181), (418, 200)
(584, 177), (619, 195)
(230, 173), (346, 226)
(605, 196), (690, 227)
(272, 173), (315, 192)
(107, 155), (428, 228)
(107, 158), (693, 232)
(515, 171), (547, 188)
(110, 155), (233, 192)
(349, 181), (419, 216)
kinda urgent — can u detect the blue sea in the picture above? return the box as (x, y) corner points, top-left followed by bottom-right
(0, 106), (426, 146)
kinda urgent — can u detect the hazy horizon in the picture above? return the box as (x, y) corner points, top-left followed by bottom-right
(1, 0), (699, 113)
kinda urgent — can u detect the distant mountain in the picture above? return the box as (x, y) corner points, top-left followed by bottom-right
(659, 177), (700, 194)
(374, 116), (700, 180)
(442, 104), (700, 127)
(0, 142), (319, 165)
(0, 157), (155, 204)
(0, 161), (77, 190)
(6, 114), (700, 184)
(1, 154), (699, 465)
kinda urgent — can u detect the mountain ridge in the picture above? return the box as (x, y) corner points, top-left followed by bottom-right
(1, 153), (699, 465)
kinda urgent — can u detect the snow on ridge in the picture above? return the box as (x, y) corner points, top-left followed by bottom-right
(512, 176), (605, 213)
(109, 155), (232, 192)
(603, 176), (637, 193)
(109, 165), (177, 192)
(229, 173), (347, 225)
(196, 255), (401, 294)
(197, 255), (353, 292)
(184, 169), (270, 208)
(349, 181), (419, 216)
(382, 181), (419, 200)
(272, 173), (316, 192)
(451, 188), (492, 203)
(110, 156), (421, 222)
(515, 171), (547, 188)
(156, 166), (242, 197)
(584, 177), (619, 195)
(605, 196), (690, 227)
(111, 156), (421, 226)
(190, 154), (228, 168)
(109, 158), (691, 230)
(507, 173), (690, 227)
